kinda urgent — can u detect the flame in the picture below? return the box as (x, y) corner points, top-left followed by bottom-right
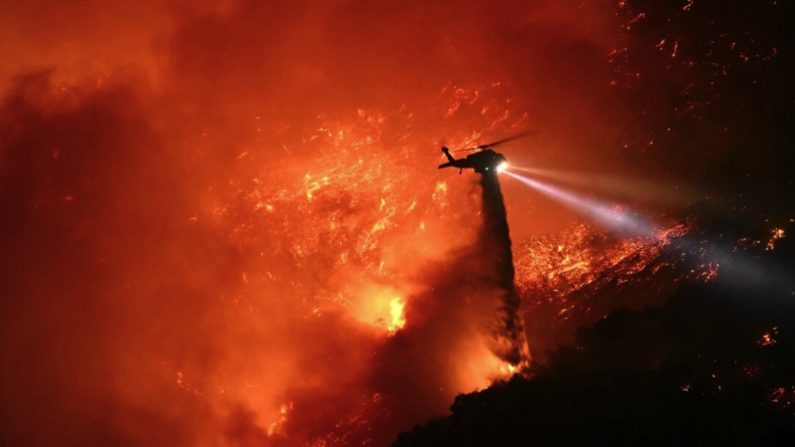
(267, 401), (294, 436)
(388, 297), (406, 334)
(514, 222), (691, 359)
(515, 223), (686, 307)
(759, 327), (779, 347)
(0, 2), (705, 443)
(766, 227), (786, 251)
(454, 340), (520, 391)
(346, 285), (410, 335)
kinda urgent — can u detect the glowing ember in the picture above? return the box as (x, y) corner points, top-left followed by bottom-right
(515, 223), (686, 306)
(768, 386), (795, 409)
(766, 228), (786, 251)
(6, 1), (790, 446)
(698, 261), (720, 282)
(759, 327), (778, 347)
(515, 222), (690, 357)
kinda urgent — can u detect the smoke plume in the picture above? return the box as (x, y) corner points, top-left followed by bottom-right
(12, 0), (777, 445)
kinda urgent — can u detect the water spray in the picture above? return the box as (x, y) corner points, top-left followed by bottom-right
(478, 171), (531, 369)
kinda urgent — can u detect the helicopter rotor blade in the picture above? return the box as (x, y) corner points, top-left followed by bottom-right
(473, 129), (537, 149)
(450, 129), (537, 153)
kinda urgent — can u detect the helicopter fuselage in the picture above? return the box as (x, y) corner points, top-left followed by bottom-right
(438, 147), (508, 174)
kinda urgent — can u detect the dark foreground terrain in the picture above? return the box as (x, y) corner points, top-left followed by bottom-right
(397, 216), (795, 446)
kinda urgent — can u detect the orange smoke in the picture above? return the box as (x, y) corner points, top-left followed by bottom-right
(0, 1), (665, 446)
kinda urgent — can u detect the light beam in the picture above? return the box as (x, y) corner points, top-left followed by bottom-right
(505, 169), (784, 289)
(503, 170), (661, 238)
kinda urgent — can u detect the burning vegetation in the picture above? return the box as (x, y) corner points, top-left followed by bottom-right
(1, 0), (794, 446)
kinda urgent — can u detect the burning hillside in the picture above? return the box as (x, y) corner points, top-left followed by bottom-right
(516, 222), (689, 360)
(1, 0), (794, 446)
(396, 214), (795, 446)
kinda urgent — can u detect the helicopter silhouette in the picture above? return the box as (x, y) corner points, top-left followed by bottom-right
(437, 130), (534, 175)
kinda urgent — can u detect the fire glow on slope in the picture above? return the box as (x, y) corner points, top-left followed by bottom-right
(168, 82), (542, 446)
(0, 2), (673, 447)
(0, 74), (691, 446)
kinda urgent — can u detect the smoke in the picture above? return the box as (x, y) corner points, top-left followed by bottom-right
(348, 171), (530, 445)
(0, 71), (231, 447)
(6, 0), (754, 445)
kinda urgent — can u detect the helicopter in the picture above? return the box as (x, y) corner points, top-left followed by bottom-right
(437, 130), (534, 175)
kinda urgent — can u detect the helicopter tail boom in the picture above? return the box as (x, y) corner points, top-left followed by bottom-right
(441, 146), (456, 163)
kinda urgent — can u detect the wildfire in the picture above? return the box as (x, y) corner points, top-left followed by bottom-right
(766, 227), (786, 251)
(515, 223), (685, 308)
(769, 386), (795, 409)
(1, 0), (792, 445)
(267, 402), (294, 436)
(388, 297), (407, 334)
(759, 327), (779, 347)
(494, 361), (520, 379)
(513, 222), (692, 358)
(455, 341), (524, 392)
